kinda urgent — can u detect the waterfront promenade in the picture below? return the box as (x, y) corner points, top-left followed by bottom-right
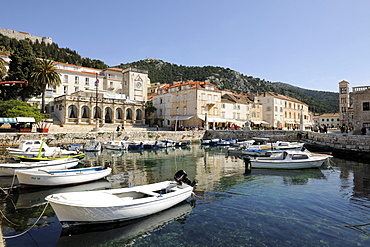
(0, 127), (368, 161)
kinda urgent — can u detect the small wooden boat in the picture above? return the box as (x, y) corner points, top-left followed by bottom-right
(251, 150), (332, 169)
(83, 139), (102, 152)
(12, 153), (85, 162)
(16, 166), (112, 187)
(46, 170), (196, 227)
(104, 141), (130, 150)
(0, 158), (80, 176)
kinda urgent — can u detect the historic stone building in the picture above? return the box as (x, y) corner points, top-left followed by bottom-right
(48, 65), (150, 128)
(352, 86), (370, 134)
(255, 92), (312, 130)
(0, 27), (52, 45)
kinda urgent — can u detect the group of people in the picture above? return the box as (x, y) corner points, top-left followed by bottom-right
(116, 124), (125, 131)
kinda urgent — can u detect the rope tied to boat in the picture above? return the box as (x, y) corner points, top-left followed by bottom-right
(3, 201), (50, 239)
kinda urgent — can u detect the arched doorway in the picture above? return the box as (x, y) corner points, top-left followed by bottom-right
(136, 109), (142, 120)
(68, 105), (77, 118)
(126, 108), (133, 120)
(81, 106), (89, 118)
(105, 107), (112, 123)
(93, 106), (101, 119)
(116, 108), (123, 120)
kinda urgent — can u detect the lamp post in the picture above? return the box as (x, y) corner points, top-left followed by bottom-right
(92, 73), (100, 132)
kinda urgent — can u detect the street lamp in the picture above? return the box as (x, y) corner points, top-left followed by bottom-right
(92, 73), (101, 132)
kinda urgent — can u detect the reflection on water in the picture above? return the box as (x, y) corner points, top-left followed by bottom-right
(1, 145), (370, 246)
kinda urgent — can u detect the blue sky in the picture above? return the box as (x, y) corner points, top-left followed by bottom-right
(2, 0), (370, 92)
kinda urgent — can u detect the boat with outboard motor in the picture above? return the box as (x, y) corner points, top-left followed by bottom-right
(46, 170), (196, 227)
(250, 150), (332, 169)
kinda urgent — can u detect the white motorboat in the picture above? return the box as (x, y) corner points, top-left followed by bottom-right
(7, 139), (78, 159)
(250, 150), (332, 169)
(46, 170), (196, 227)
(104, 141), (130, 150)
(0, 157), (80, 176)
(83, 139), (102, 152)
(271, 141), (304, 150)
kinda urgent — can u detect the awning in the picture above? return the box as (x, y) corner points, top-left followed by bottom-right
(198, 116), (228, 123)
(0, 118), (17, 123)
(285, 121), (296, 124)
(169, 115), (195, 121)
(16, 117), (35, 123)
(251, 120), (269, 125)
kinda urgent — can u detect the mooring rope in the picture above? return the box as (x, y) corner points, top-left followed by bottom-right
(3, 202), (50, 239)
(192, 193), (369, 229)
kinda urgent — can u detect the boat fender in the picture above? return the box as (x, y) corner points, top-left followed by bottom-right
(243, 155), (252, 174)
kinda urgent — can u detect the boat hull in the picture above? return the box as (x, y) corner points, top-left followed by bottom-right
(16, 167), (111, 187)
(251, 158), (327, 169)
(0, 158), (79, 176)
(46, 181), (193, 227)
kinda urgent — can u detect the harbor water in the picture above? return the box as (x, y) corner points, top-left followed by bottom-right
(1, 145), (370, 246)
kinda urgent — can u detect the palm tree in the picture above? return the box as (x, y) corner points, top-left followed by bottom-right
(0, 57), (7, 80)
(30, 59), (61, 113)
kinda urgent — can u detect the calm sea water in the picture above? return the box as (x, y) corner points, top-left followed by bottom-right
(1, 145), (370, 247)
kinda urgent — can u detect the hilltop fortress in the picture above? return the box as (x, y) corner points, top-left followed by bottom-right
(0, 27), (52, 45)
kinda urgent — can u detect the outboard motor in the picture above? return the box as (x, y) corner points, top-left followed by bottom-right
(174, 170), (197, 187)
(243, 155), (252, 174)
(104, 162), (111, 169)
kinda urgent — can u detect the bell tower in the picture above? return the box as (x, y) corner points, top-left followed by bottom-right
(339, 80), (350, 126)
(122, 67), (150, 102)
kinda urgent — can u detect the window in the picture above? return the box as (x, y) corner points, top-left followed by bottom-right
(340, 87), (347, 94)
(126, 108), (132, 120)
(75, 76), (79, 84)
(222, 112), (226, 118)
(363, 102), (370, 111)
(74, 86), (79, 92)
(201, 93), (205, 100)
(136, 109), (142, 120)
(85, 78), (89, 85)
(222, 104), (225, 109)
(160, 98), (163, 104)
(159, 109), (163, 116)
(64, 86), (68, 94)
(201, 107), (206, 114)
(64, 75), (68, 83)
(183, 107), (187, 115)
(266, 106), (271, 111)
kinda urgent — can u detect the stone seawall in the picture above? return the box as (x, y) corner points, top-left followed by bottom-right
(204, 130), (370, 162)
(0, 131), (206, 147)
(0, 130), (368, 162)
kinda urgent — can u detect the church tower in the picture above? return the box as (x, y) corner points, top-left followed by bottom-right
(122, 67), (150, 102)
(339, 80), (350, 126)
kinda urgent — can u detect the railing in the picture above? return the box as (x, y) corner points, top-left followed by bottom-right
(353, 86), (370, 92)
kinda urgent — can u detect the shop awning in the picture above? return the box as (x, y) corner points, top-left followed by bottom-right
(16, 117), (35, 123)
(0, 118), (17, 123)
(198, 116), (228, 123)
(169, 115), (195, 121)
(251, 120), (269, 125)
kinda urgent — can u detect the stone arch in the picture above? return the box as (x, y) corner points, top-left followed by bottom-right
(81, 106), (90, 118)
(126, 108), (133, 120)
(136, 109), (142, 120)
(68, 105), (78, 118)
(116, 108), (123, 119)
(93, 106), (101, 119)
(105, 107), (113, 123)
